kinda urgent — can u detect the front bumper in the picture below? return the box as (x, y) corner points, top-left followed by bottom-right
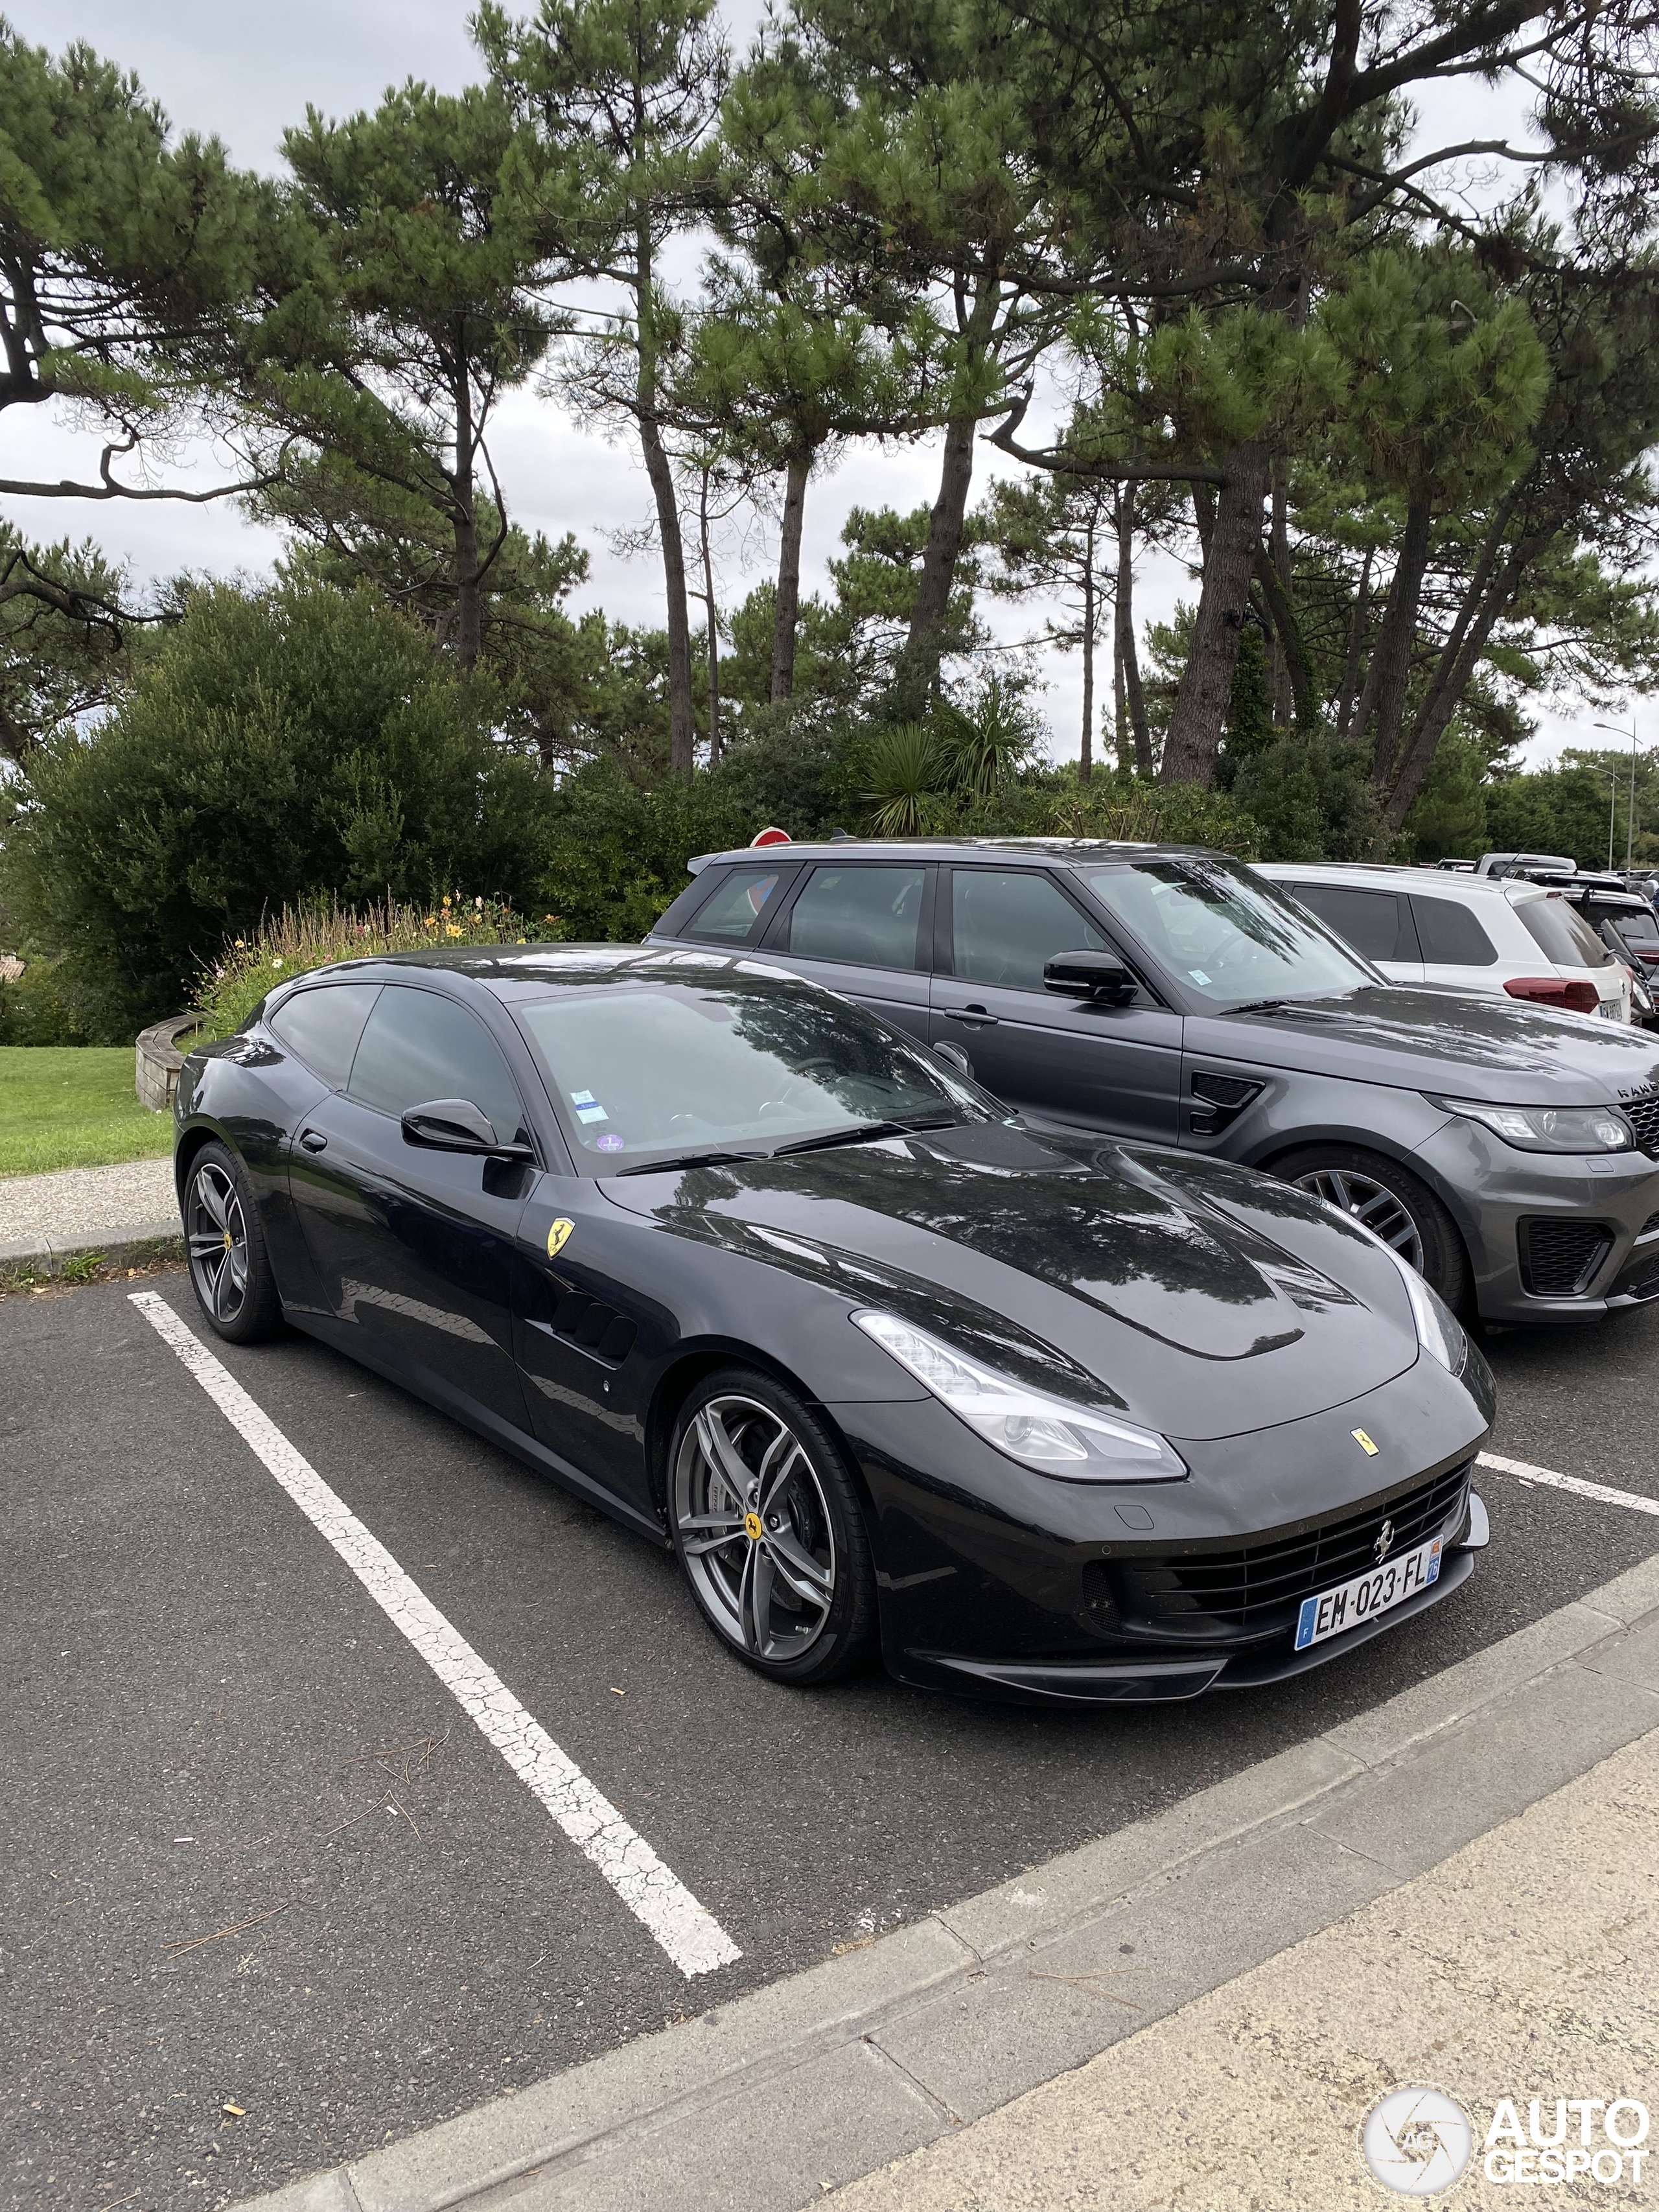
(1414, 1116), (1659, 1321)
(830, 1353), (1492, 1706)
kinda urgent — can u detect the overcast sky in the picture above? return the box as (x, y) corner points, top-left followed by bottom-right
(0, 0), (1628, 769)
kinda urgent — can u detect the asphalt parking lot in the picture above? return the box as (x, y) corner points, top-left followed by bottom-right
(5, 1271), (1658, 2212)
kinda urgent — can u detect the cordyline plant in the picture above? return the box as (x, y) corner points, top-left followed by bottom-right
(191, 893), (562, 1040)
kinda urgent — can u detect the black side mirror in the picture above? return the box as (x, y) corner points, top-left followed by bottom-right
(1043, 950), (1137, 1005)
(402, 1098), (534, 1160)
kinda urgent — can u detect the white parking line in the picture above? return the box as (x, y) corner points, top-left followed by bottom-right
(130, 1291), (740, 1979)
(1478, 1450), (1659, 1519)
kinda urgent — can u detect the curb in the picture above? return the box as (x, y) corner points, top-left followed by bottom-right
(237, 1544), (1659, 2212)
(0, 1218), (184, 1277)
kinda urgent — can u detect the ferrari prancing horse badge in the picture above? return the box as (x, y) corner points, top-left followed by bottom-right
(546, 1218), (574, 1259)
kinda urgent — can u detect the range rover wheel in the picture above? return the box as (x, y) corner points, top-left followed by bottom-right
(667, 1369), (877, 1686)
(1275, 1145), (1470, 1313)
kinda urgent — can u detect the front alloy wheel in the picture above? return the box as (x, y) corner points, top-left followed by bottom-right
(669, 1373), (876, 1684)
(1276, 1142), (1470, 1313)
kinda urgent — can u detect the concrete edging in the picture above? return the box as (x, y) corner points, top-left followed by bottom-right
(0, 1218), (183, 1276)
(236, 1544), (1659, 2212)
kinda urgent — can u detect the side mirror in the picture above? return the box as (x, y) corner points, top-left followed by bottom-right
(934, 1041), (973, 1077)
(1043, 950), (1137, 1005)
(402, 1098), (533, 1160)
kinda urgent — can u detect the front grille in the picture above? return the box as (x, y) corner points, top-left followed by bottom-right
(1623, 1092), (1659, 1153)
(1519, 1218), (1614, 1298)
(1115, 1461), (1471, 1642)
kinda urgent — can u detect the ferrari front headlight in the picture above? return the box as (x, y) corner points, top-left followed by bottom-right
(852, 1310), (1187, 1482)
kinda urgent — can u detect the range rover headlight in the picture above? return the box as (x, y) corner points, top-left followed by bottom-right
(852, 1310), (1187, 1481)
(1427, 1096), (1632, 1153)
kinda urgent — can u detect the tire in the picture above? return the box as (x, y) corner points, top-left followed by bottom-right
(1273, 1144), (1470, 1314)
(183, 1139), (284, 1344)
(667, 1368), (878, 1687)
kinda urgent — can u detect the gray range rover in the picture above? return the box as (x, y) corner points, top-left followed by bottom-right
(648, 838), (1659, 1324)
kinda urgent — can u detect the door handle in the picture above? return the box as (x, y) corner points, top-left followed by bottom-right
(950, 1003), (999, 1029)
(299, 1128), (328, 1153)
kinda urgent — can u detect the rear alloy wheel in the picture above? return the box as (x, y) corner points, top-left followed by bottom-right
(1275, 1144), (1470, 1313)
(668, 1369), (877, 1686)
(184, 1141), (283, 1343)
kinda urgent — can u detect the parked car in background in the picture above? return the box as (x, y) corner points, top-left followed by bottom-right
(649, 839), (1659, 1323)
(1255, 862), (1633, 1024)
(1474, 852), (1575, 877)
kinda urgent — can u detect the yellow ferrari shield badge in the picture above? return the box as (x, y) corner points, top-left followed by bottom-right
(1352, 1428), (1379, 1456)
(546, 1218), (574, 1259)
(743, 1511), (764, 1542)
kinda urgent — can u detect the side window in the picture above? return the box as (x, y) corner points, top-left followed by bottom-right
(1290, 885), (1410, 963)
(1515, 897), (1615, 970)
(268, 983), (381, 1089)
(1411, 896), (1500, 967)
(783, 865), (927, 970)
(684, 864), (791, 945)
(951, 870), (1113, 992)
(347, 986), (527, 1139)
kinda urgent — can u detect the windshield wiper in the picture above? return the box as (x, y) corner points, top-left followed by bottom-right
(1223, 995), (1348, 1018)
(612, 1147), (760, 1177)
(771, 1115), (958, 1159)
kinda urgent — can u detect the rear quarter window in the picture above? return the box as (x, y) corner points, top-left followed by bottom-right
(267, 983), (382, 1089)
(1411, 895), (1500, 967)
(683, 865), (791, 945)
(1516, 896), (1615, 969)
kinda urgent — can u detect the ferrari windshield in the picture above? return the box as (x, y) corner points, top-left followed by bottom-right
(1077, 857), (1376, 1008)
(512, 979), (986, 1165)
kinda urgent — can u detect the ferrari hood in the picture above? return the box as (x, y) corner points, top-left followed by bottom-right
(600, 1121), (1422, 1441)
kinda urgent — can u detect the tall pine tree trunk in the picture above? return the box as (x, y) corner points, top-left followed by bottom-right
(699, 467), (721, 765)
(1366, 497), (1432, 788)
(771, 452), (809, 703)
(894, 411), (977, 713)
(634, 219), (695, 777)
(1116, 487), (1152, 775)
(1080, 542), (1095, 783)
(1161, 442), (1270, 785)
(452, 367), (481, 670)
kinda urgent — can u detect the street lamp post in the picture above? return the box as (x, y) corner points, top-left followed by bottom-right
(1594, 716), (1639, 873)
(1585, 760), (1619, 870)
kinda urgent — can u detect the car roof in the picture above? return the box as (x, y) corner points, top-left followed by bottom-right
(263, 942), (798, 1008)
(684, 837), (1224, 874)
(1255, 860), (1529, 900)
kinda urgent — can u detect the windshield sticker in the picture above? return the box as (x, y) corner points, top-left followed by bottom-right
(596, 1132), (625, 1152)
(1190, 969), (1212, 984)
(570, 1089), (610, 1124)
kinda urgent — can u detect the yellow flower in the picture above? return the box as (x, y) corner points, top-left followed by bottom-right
(445, 924), (462, 938)
(424, 914), (437, 927)
(234, 938), (246, 949)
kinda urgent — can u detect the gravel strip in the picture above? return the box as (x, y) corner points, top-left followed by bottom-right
(0, 1157), (177, 1242)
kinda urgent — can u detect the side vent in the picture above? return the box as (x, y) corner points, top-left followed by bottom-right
(550, 1289), (637, 1365)
(1188, 1070), (1265, 1134)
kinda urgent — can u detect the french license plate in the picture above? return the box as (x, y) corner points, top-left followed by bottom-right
(1294, 1534), (1443, 1650)
(1599, 999), (1623, 1021)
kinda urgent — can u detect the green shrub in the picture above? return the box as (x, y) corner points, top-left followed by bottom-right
(0, 580), (556, 1040)
(0, 949), (95, 1045)
(535, 756), (759, 940)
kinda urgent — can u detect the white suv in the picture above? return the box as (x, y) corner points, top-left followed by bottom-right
(1257, 863), (1633, 1023)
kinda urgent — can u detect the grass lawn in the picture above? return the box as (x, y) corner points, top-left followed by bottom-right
(0, 1047), (174, 1178)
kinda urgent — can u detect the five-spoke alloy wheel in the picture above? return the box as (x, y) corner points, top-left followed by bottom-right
(184, 1140), (282, 1343)
(669, 1370), (876, 1684)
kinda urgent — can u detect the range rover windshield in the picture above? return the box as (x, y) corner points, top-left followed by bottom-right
(1077, 857), (1377, 1009)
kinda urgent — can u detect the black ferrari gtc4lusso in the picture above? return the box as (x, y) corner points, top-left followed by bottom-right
(174, 944), (1494, 1703)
